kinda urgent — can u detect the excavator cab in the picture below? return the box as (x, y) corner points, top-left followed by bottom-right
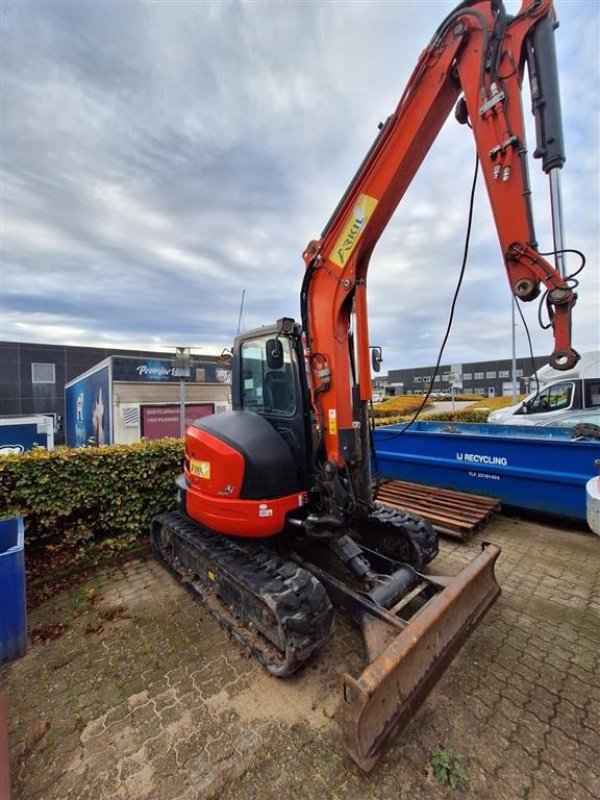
(232, 322), (312, 492)
(173, 321), (313, 538)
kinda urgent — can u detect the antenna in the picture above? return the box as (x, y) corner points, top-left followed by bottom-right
(236, 290), (246, 335)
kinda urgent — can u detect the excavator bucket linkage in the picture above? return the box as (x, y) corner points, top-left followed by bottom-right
(339, 542), (501, 772)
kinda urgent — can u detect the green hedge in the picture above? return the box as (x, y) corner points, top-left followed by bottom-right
(418, 410), (490, 423)
(374, 409), (490, 427)
(0, 439), (184, 546)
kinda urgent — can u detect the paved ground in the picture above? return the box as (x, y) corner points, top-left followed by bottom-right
(2, 515), (599, 800)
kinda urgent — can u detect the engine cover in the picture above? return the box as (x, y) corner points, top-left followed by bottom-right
(183, 410), (306, 537)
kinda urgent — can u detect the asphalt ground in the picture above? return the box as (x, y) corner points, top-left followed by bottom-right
(2, 514), (599, 800)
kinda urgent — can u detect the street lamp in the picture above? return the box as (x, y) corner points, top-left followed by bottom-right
(175, 347), (191, 438)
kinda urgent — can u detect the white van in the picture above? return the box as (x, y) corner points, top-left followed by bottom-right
(488, 351), (600, 426)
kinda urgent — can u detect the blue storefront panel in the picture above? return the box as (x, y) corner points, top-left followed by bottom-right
(0, 417), (53, 455)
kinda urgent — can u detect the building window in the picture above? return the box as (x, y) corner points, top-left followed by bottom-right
(414, 376), (422, 383)
(499, 370), (510, 378)
(474, 387), (484, 394)
(31, 363), (55, 384)
(485, 371), (496, 379)
(516, 369), (523, 377)
(474, 372), (484, 380)
(442, 374), (450, 382)
(462, 373), (472, 381)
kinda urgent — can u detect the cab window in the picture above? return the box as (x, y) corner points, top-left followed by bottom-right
(528, 381), (574, 414)
(240, 335), (296, 416)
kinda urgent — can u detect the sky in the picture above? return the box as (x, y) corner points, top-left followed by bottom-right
(1, 0), (598, 372)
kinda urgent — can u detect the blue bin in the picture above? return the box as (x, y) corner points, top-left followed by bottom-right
(0, 517), (27, 664)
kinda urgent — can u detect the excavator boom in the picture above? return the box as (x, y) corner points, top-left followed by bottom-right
(301, 0), (578, 472)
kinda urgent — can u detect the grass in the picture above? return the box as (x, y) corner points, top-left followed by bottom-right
(469, 394), (526, 411)
(430, 748), (469, 791)
(373, 396), (433, 417)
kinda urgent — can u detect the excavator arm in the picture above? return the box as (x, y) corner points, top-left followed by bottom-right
(301, 0), (578, 472)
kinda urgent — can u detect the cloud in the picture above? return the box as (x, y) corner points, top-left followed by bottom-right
(1, 0), (598, 374)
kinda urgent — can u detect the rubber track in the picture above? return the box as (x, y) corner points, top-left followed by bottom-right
(358, 505), (439, 570)
(152, 511), (334, 677)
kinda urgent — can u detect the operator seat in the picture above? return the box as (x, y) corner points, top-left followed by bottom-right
(264, 370), (293, 413)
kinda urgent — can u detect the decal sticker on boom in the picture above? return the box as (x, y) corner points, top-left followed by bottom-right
(329, 193), (378, 268)
(328, 409), (337, 435)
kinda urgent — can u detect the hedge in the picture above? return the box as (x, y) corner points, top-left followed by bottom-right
(0, 439), (185, 547)
(470, 394), (526, 411)
(374, 409), (490, 426)
(372, 396), (433, 418)
(416, 410), (490, 423)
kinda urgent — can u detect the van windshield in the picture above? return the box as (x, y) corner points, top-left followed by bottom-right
(528, 381), (574, 414)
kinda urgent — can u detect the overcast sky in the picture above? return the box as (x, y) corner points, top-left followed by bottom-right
(1, 0), (598, 371)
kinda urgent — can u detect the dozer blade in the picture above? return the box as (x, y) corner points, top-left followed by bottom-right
(341, 542), (501, 772)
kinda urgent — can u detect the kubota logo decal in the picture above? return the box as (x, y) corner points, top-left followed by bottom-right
(329, 194), (378, 268)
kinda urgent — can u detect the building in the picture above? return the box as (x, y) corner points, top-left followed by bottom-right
(378, 355), (549, 398)
(0, 341), (230, 445)
(65, 354), (231, 446)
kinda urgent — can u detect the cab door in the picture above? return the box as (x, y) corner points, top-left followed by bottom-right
(233, 330), (311, 488)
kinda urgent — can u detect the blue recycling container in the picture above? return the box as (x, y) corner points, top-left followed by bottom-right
(0, 516), (27, 664)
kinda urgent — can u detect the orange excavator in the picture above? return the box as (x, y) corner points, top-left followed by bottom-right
(152, 0), (580, 771)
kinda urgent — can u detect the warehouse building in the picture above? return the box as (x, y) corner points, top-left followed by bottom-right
(377, 355), (548, 398)
(0, 341), (230, 445)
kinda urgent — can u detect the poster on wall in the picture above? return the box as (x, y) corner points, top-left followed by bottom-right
(65, 365), (111, 447)
(141, 404), (213, 440)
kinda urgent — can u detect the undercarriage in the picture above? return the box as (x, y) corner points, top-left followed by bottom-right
(151, 508), (500, 771)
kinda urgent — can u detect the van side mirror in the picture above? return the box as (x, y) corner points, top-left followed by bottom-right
(371, 346), (383, 374)
(266, 338), (284, 370)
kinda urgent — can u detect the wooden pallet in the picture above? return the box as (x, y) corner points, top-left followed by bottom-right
(376, 480), (501, 541)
